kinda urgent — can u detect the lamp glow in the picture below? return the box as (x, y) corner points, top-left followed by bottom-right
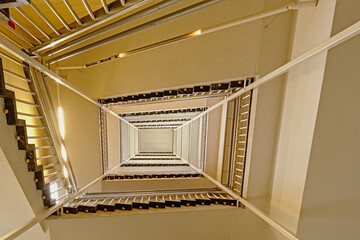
(61, 144), (67, 162)
(58, 107), (65, 139)
(118, 53), (126, 58)
(191, 29), (202, 36)
(63, 166), (68, 178)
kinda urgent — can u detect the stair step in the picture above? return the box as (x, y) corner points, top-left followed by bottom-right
(43, 163), (56, 169)
(104, 173), (202, 180)
(3, 69), (31, 83)
(37, 155), (57, 160)
(5, 84), (35, 95)
(27, 125), (46, 129)
(35, 145), (53, 150)
(62, 192), (237, 215)
(44, 173), (62, 184)
(16, 99), (40, 107)
(44, 171), (59, 178)
(28, 136), (50, 140)
(17, 112), (43, 118)
(122, 163), (189, 167)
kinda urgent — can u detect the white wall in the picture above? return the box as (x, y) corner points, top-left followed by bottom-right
(106, 112), (120, 170)
(139, 129), (173, 153)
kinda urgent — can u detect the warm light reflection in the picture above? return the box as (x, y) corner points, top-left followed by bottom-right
(50, 182), (59, 199)
(118, 53), (126, 58)
(61, 144), (67, 162)
(63, 166), (68, 178)
(191, 29), (202, 36)
(58, 107), (65, 139)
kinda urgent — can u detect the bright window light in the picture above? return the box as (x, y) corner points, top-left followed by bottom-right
(58, 107), (65, 139)
(61, 144), (67, 162)
(63, 166), (68, 178)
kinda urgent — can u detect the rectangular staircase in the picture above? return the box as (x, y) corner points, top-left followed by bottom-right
(0, 54), (72, 210)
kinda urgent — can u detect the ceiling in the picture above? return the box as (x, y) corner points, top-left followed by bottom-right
(0, 0), (165, 56)
(0, 0), (219, 63)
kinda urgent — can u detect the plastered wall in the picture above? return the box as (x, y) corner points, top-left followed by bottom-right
(139, 128), (173, 152)
(297, 0), (360, 239)
(47, 207), (267, 240)
(266, 0), (337, 237)
(47, 79), (102, 192)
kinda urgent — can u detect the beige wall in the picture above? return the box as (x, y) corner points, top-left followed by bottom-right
(47, 207), (266, 240)
(297, 0), (360, 239)
(139, 128), (173, 152)
(47, 80), (102, 192)
(0, 101), (49, 240)
(266, 0), (337, 237)
(245, 0), (294, 215)
(0, 148), (49, 240)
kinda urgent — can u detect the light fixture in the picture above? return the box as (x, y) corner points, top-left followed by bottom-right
(118, 53), (126, 58)
(58, 106), (65, 139)
(61, 144), (67, 162)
